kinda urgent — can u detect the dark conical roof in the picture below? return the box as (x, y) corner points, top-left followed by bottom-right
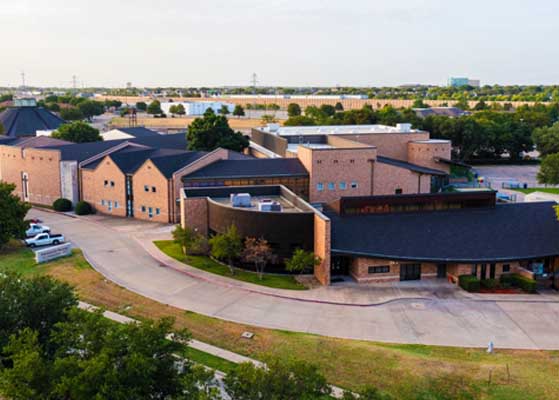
(0, 105), (65, 137)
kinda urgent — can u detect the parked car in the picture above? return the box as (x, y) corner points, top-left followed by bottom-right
(25, 233), (65, 248)
(25, 223), (50, 237)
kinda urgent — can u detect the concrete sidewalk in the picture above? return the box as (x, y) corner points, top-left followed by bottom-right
(30, 208), (559, 350)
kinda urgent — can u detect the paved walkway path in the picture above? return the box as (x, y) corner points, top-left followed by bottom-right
(30, 209), (559, 350)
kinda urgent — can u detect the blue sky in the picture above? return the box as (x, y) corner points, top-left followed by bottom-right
(1, 0), (558, 87)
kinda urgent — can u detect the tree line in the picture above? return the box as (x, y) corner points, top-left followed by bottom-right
(284, 102), (559, 162)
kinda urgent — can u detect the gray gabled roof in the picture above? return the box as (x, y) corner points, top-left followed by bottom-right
(0, 106), (65, 137)
(330, 202), (559, 263)
(115, 127), (161, 138)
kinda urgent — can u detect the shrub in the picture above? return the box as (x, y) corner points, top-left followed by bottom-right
(52, 198), (72, 212)
(458, 275), (480, 292)
(480, 278), (499, 289)
(500, 273), (537, 293)
(74, 200), (93, 215)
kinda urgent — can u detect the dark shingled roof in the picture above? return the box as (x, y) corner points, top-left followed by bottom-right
(82, 146), (207, 178)
(42, 133), (187, 162)
(183, 158), (308, 180)
(0, 106), (65, 137)
(330, 202), (559, 263)
(377, 156), (447, 176)
(114, 127), (161, 138)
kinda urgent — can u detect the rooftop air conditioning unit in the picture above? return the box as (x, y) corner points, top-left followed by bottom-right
(267, 123), (280, 133)
(230, 193), (251, 208)
(257, 199), (282, 212)
(396, 123), (412, 132)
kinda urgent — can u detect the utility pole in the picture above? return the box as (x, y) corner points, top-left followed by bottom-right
(72, 75), (77, 91)
(20, 70), (26, 89)
(250, 73), (258, 119)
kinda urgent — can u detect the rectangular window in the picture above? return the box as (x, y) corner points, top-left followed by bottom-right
(156, 208), (160, 215)
(350, 159), (355, 163)
(144, 185), (149, 192)
(471, 264), (478, 277)
(110, 181), (115, 187)
(316, 160), (322, 164)
(104, 180), (108, 187)
(333, 160), (338, 164)
(101, 199), (105, 206)
(368, 266), (390, 274)
(148, 207), (153, 218)
(351, 181), (358, 189)
(152, 186), (156, 193)
(317, 183), (324, 191)
(328, 182), (335, 191)
(114, 201), (119, 209)
(339, 182), (347, 190)
(502, 264), (510, 273)
(108, 200), (112, 211)
(395, 188), (403, 194)
(141, 206), (146, 212)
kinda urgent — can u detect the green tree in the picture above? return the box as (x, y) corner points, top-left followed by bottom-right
(135, 101), (147, 111)
(283, 115), (316, 126)
(473, 100), (489, 111)
(412, 98), (429, 108)
(241, 237), (274, 280)
(224, 358), (331, 400)
(187, 109), (248, 152)
(538, 153), (559, 185)
(285, 249), (321, 274)
(287, 103), (302, 117)
(169, 104), (179, 116)
(334, 102), (344, 111)
(319, 104), (336, 117)
(0, 182), (31, 249)
(59, 107), (84, 121)
(260, 114), (277, 124)
(454, 98), (470, 111)
(175, 103), (186, 116)
(209, 225), (242, 274)
(147, 100), (163, 115)
(52, 121), (102, 143)
(0, 273), (76, 348)
(77, 100), (105, 120)
(172, 225), (197, 255)
(532, 122), (559, 156)
(233, 104), (245, 118)
(219, 105), (230, 115)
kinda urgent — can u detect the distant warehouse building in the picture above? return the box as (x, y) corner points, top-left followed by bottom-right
(0, 98), (65, 137)
(160, 101), (235, 116)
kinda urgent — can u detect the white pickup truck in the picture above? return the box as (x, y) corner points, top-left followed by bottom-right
(25, 223), (50, 237)
(25, 233), (65, 248)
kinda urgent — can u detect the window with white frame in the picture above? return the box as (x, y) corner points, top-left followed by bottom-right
(351, 181), (358, 189)
(328, 182), (335, 191)
(339, 182), (347, 190)
(317, 183), (324, 191)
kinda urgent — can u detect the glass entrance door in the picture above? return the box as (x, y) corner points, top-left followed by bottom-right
(400, 264), (421, 281)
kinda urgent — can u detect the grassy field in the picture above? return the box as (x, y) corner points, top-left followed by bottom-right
(109, 116), (268, 130)
(154, 240), (306, 290)
(2, 245), (559, 399)
(511, 188), (559, 195)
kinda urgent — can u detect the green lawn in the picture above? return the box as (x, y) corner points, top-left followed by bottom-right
(182, 346), (237, 373)
(511, 188), (559, 195)
(3, 244), (559, 399)
(154, 240), (306, 290)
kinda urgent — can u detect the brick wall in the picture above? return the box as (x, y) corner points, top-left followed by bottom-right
(181, 197), (209, 236)
(0, 145), (62, 205)
(341, 132), (429, 160)
(313, 213), (331, 285)
(298, 145), (377, 203)
(373, 161), (430, 195)
(133, 160), (170, 223)
(81, 156), (127, 217)
(407, 141), (451, 173)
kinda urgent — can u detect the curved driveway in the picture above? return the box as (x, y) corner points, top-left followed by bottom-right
(29, 209), (559, 350)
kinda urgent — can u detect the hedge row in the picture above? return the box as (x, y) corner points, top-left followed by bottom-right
(500, 273), (537, 293)
(458, 275), (480, 292)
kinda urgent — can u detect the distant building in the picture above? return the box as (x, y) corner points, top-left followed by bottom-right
(413, 107), (471, 119)
(160, 101), (234, 116)
(448, 77), (480, 88)
(0, 98), (65, 138)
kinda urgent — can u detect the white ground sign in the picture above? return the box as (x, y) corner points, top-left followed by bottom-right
(35, 243), (72, 264)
